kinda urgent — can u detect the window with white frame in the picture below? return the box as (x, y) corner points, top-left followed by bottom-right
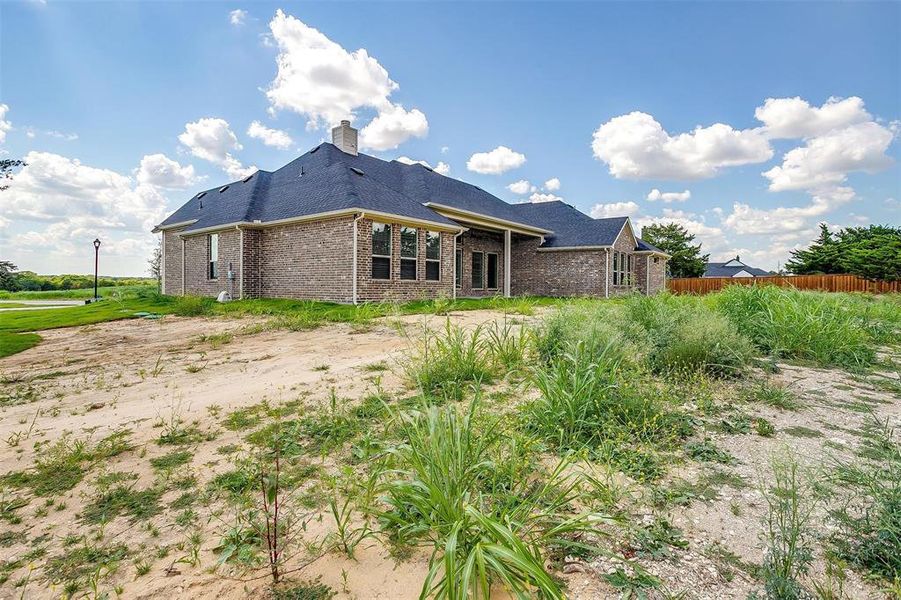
(425, 231), (440, 281)
(208, 234), (219, 279)
(372, 223), (391, 280)
(400, 226), (417, 280)
(612, 251), (633, 286)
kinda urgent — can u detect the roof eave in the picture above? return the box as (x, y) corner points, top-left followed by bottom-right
(424, 202), (551, 236)
(153, 219), (198, 233)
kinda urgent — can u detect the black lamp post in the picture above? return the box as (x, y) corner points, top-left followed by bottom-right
(93, 238), (101, 301)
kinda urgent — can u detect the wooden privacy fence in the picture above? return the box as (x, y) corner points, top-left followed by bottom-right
(667, 274), (901, 295)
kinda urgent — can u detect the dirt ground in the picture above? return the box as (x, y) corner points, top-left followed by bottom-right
(0, 311), (897, 599)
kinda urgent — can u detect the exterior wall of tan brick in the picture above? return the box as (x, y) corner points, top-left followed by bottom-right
(647, 257), (667, 294)
(455, 228), (505, 298)
(355, 217), (455, 302)
(256, 216), (355, 302)
(162, 227), (185, 295)
(183, 229), (241, 298)
(510, 234), (608, 297)
(242, 229), (262, 299)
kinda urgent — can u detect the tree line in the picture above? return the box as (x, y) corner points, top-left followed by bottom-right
(0, 262), (151, 292)
(640, 222), (900, 281)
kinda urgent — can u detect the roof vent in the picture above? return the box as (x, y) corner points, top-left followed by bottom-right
(196, 191), (207, 199)
(350, 167), (364, 176)
(219, 185), (229, 193)
(310, 146), (319, 154)
(242, 174), (254, 183)
(300, 166), (305, 177)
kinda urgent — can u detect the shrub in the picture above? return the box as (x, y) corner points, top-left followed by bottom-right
(714, 285), (876, 370)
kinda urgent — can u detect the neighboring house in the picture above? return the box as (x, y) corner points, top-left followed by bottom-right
(703, 256), (774, 278)
(154, 121), (669, 303)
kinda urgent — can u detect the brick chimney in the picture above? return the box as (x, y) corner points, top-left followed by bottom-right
(331, 120), (358, 156)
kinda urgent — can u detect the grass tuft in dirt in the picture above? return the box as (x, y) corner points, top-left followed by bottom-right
(378, 396), (614, 599)
(402, 320), (493, 400)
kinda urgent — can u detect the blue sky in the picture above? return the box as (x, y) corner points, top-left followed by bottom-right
(1, 1), (899, 276)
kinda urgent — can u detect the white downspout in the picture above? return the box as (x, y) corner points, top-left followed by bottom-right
(352, 213), (364, 305)
(236, 226), (244, 300)
(604, 248), (610, 299)
(452, 230), (463, 301)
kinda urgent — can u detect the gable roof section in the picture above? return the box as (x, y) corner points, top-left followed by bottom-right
(704, 262), (773, 277)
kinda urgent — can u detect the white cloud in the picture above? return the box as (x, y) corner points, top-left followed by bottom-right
(23, 127), (78, 141)
(0, 104), (10, 144)
(646, 188), (691, 203)
(136, 154), (200, 189)
(544, 177), (561, 191)
(722, 187), (856, 235)
(265, 10), (427, 149)
(229, 9), (247, 26)
(178, 117), (256, 180)
(762, 121), (894, 192)
(591, 111), (772, 180)
(395, 156), (450, 175)
(2, 151), (168, 242)
(359, 103), (428, 151)
(440, 146), (449, 154)
(506, 179), (532, 195)
(247, 120), (293, 149)
(755, 96), (871, 139)
(589, 201), (641, 219)
(466, 146), (526, 175)
(529, 192), (562, 203)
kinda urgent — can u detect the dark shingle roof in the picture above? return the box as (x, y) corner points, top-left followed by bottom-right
(704, 262), (773, 277)
(509, 201), (628, 248)
(636, 238), (665, 253)
(157, 146), (649, 250)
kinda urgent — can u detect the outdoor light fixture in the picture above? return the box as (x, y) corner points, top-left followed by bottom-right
(93, 238), (101, 301)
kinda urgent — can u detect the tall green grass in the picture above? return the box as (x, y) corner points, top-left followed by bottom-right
(714, 286), (883, 370)
(623, 293), (755, 377)
(402, 321), (493, 400)
(378, 398), (611, 599)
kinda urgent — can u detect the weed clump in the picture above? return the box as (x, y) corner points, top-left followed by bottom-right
(378, 398), (612, 598)
(402, 321), (493, 400)
(715, 285), (878, 370)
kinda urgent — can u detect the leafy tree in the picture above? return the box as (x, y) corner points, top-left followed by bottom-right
(787, 224), (901, 281)
(640, 222), (709, 278)
(0, 261), (20, 291)
(0, 159), (26, 191)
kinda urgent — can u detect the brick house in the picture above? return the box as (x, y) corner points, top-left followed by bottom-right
(154, 121), (668, 303)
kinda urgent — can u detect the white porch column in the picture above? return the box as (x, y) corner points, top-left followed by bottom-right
(503, 229), (511, 297)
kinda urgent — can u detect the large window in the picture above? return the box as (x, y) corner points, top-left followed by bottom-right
(612, 251), (632, 286)
(372, 223), (391, 280)
(400, 227), (418, 280)
(455, 248), (463, 288)
(208, 233), (219, 279)
(486, 253), (499, 289)
(425, 231), (440, 281)
(471, 252), (484, 289)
